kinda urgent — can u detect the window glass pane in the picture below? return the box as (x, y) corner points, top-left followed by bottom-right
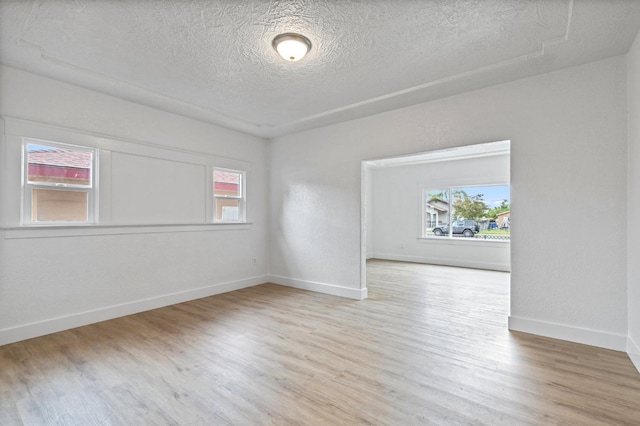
(215, 198), (240, 221)
(213, 169), (241, 197)
(451, 185), (510, 240)
(32, 189), (88, 222)
(27, 143), (92, 186)
(425, 190), (450, 237)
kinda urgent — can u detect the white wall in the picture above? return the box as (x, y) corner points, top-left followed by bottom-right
(368, 153), (510, 271)
(0, 66), (269, 345)
(270, 56), (628, 350)
(627, 32), (640, 372)
(364, 165), (374, 258)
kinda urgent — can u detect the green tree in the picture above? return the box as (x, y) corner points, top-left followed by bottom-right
(452, 189), (488, 220)
(427, 190), (449, 202)
(487, 200), (510, 219)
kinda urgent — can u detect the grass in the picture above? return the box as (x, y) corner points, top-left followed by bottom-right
(478, 229), (510, 236)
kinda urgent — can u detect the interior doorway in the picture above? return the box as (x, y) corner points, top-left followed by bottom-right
(360, 140), (511, 295)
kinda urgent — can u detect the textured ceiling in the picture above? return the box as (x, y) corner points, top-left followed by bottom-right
(1, 0), (640, 138)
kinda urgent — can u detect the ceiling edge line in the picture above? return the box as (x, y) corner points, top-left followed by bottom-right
(15, 38), (271, 134)
(269, 33), (570, 134)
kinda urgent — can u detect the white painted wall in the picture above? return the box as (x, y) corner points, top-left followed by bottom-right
(0, 66), (269, 345)
(270, 56), (628, 350)
(364, 165), (374, 258)
(627, 32), (640, 372)
(367, 153), (510, 271)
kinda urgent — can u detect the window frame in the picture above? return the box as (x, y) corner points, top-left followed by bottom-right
(22, 138), (98, 226)
(422, 184), (510, 241)
(212, 167), (246, 223)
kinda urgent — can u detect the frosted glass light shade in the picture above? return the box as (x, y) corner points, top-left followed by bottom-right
(273, 33), (311, 62)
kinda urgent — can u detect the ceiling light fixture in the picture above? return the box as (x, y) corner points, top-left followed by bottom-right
(272, 33), (311, 62)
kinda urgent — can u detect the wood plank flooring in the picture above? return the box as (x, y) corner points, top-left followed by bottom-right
(1, 259), (640, 425)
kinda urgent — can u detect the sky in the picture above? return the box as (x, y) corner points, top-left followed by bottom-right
(463, 185), (510, 207)
(427, 185), (510, 208)
(27, 143), (59, 151)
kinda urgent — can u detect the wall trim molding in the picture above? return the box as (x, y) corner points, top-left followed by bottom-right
(370, 253), (510, 272)
(508, 316), (627, 352)
(2, 222), (252, 239)
(2, 115), (251, 164)
(0, 275), (268, 347)
(268, 274), (367, 300)
(628, 336), (640, 374)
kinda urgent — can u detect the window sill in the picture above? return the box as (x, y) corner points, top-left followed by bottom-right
(417, 236), (510, 246)
(1, 222), (252, 239)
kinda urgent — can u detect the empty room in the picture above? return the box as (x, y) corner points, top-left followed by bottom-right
(1, 0), (640, 424)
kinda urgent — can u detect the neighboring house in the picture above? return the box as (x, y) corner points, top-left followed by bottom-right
(213, 169), (241, 220)
(426, 197), (450, 227)
(27, 148), (92, 222)
(497, 211), (511, 229)
(28, 148), (92, 185)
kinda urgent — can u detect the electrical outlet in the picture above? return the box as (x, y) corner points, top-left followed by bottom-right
(252, 258), (257, 266)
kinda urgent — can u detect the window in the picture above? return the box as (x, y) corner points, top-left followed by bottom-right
(425, 188), (450, 231)
(213, 167), (245, 222)
(424, 185), (510, 240)
(24, 139), (97, 224)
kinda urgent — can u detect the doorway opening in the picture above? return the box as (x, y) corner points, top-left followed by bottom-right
(360, 140), (511, 296)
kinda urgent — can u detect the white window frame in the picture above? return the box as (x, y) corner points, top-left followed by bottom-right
(22, 138), (98, 226)
(422, 184), (510, 240)
(213, 167), (246, 223)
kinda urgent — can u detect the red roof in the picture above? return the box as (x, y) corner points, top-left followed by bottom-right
(214, 171), (240, 184)
(28, 149), (92, 169)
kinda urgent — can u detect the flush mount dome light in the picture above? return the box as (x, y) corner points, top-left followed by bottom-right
(272, 33), (311, 62)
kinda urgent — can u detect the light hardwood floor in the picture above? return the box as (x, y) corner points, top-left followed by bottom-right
(1, 259), (640, 425)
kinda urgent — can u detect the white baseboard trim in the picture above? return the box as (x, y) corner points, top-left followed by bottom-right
(0, 275), (268, 347)
(268, 274), (367, 300)
(628, 336), (640, 374)
(508, 316), (627, 351)
(370, 253), (510, 272)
